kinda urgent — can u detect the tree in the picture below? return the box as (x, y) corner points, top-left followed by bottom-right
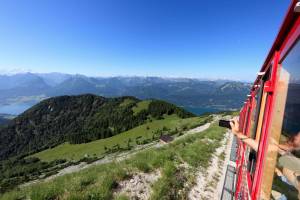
(135, 136), (142, 145)
(127, 138), (132, 150)
(104, 146), (108, 152)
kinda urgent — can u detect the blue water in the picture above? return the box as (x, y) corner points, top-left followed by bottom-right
(183, 106), (220, 116)
(0, 103), (33, 115)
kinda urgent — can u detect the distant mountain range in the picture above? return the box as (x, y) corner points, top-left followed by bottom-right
(0, 72), (251, 111)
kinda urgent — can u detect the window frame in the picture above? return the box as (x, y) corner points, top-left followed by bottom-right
(254, 16), (300, 200)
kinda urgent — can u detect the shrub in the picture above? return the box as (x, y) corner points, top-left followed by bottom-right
(133, 161), (151, 173)
(80, 176), (95, 189)
(151, 162), (187, 200)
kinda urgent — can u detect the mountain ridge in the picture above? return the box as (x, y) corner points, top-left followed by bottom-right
(0, 73), (251, 111)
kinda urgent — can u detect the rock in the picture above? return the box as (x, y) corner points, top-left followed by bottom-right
(114, 170), (161, 200)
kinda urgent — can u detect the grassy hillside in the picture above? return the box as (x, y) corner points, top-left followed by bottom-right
(32, 115), (204, 162)
(0, 123), (226, 200)
(132, 100), (151, 115)
(0, 95), (194, 161)
(0, 96), (198, 193)
(0, 114), (206, 194)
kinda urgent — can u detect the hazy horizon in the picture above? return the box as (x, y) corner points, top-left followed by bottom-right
(0, 70), (253, 82)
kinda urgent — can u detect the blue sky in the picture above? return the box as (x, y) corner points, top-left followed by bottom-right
(0, 0), (290, 81)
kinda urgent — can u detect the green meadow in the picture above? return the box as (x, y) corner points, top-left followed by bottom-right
(32, 115), (206, 162)
(132, 100), (151, 115)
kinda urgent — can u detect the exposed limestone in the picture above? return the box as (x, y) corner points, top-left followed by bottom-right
(114, 170), (161, 200)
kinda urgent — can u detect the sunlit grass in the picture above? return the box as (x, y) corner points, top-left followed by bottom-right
(1, 123), (226, 200)
(132, 100), (151, 115)
(32, 115), (205, 162)
(119, 98), (135, 107)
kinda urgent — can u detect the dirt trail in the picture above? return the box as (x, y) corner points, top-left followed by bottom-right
(188, 131), (233, 200)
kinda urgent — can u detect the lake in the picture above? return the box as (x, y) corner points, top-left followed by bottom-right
(183, 106), (220, 116)
(0, 103), (33, 115)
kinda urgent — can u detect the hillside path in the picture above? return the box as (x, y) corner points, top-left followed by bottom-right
(21, 121), (213, 188)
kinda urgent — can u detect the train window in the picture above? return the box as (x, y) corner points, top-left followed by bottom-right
(249, 95), (258, 138)
(243, 106), (251, 134)
(262, 39), (300, 200)
(246, 92), (259, 181)
(272, 39), (300, 200)
(254, 70), (271, 143)
(247, 149), (256, 180)
(247, 72), (271, 182)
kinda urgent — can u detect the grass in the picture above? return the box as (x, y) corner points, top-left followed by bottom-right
(119, 98), (135, 107)
(32, 114), (205, 162)
(1, 123), (226, 200)
(132, 100), (151, 115)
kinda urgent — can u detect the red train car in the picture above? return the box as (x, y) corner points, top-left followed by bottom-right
(233, 1), (300, 199)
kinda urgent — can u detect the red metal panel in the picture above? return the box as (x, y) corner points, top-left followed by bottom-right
(247, 172), (252, 192)
(239, 106), (247, 132)
(235, 144), (245, 199)
(280, 16), (300, 61)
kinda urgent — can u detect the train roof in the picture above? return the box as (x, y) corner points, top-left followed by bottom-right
(253, 0), (300, 88)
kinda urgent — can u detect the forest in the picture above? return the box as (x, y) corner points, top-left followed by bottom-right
(0, 94), (194, 161)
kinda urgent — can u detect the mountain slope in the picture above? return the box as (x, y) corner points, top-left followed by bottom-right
(32, 114), (202, 162)
(47, 75), (99, 96)
(0, 122), (227, 200)
(0, 73), (50, 104)
(36, 72), (72, 86)
(0, 94), (194, 161)
(0, 73), (48, 90)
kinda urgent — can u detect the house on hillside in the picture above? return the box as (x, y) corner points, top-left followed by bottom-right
(159, 135), (174, 144)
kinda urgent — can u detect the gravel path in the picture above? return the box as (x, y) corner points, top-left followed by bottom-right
(185, 123), (211, 135)
(188, 131), (233, 200)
